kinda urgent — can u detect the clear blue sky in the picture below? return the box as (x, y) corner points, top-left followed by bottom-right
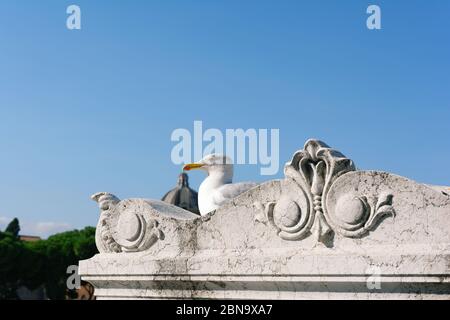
(0, 1), (449, 237)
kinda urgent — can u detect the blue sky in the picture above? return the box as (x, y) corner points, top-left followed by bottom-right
(0, 1), (449, 237)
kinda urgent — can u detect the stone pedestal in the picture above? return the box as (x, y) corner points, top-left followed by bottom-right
(79, 139), (450, 299)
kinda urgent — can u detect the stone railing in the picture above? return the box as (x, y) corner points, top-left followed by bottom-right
(79, 139), (450, 299)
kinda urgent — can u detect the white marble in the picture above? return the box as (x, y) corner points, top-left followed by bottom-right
(79, 139), (450, 299)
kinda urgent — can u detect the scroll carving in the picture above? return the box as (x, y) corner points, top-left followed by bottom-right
(92, 192), (164, 253)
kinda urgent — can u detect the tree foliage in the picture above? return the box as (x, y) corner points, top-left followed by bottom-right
(5, 218), (20, 239)
(0, 219), (97, 299)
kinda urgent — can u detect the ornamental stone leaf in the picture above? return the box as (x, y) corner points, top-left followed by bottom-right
(264, 139), (395, 245)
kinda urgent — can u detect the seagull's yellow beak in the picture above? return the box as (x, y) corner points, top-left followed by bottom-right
(183, 163), (204, 171)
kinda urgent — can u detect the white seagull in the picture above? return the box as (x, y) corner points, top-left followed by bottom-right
(183, 154), (257, 216)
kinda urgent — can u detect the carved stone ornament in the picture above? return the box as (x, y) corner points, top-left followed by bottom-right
(88, 140), (450, 254)
(262, 140), (395, 245)
(91, 192), (165, 253)
(91, 187), (202, 253)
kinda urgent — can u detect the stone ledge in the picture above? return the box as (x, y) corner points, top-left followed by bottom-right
(81, 274), (450, 300)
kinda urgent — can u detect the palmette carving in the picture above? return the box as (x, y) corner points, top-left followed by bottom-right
(263, 139), (396, 244)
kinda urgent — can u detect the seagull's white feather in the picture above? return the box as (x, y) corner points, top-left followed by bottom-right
(212, 182), (258, 207)
(184, 154), (258, 215)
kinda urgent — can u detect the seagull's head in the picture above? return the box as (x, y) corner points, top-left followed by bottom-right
(183, 154), (233, 179)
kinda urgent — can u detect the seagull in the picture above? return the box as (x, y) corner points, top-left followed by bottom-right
(183, 154), (258, 216)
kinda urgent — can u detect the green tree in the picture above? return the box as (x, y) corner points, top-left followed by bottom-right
(24, 226), (97, 299)
(0, 230), (25, 299)
(0, 220), (97, 300)
(5, 218), (20, 239)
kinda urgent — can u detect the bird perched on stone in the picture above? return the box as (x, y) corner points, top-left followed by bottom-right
(183, 154), (257, 216)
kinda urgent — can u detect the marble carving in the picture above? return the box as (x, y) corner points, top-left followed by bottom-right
(79, 139), (450, 299)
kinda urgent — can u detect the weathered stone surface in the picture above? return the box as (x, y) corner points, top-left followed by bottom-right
(79, 139), (450, 299)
